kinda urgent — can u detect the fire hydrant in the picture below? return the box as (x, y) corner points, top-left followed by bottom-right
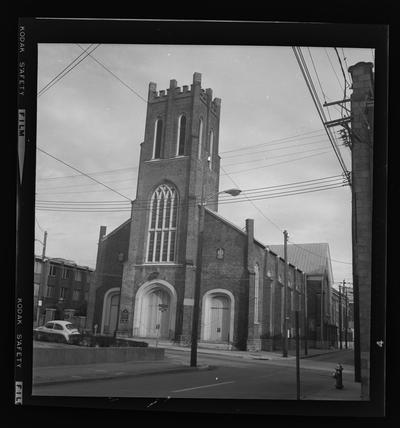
(332, 363), (344, 389)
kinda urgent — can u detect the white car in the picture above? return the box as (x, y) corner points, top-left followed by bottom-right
(34, 320), (81, 344)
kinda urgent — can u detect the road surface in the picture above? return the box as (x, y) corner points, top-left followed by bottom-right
(33, 349), (358, 400)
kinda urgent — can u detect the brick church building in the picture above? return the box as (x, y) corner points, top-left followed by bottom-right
(86, 72), (330, 351)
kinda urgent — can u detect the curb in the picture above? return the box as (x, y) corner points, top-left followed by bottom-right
(33, 364), (213, 387)
(299, 349), (352, 359)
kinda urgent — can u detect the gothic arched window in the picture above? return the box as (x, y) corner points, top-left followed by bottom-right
(198, 118), (203, 159)
(147, 184), (178, 263)
(254, 264), (260, 324)
(176, 114), (186, 156)
(208, 130), (214, 170)
(153, 119), (163, 159)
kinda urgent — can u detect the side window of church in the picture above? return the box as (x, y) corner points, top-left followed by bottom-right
(177, 114), (186, 156)
(147, 184), (178, 263)
(208, 130), (214, 170)
(198, 118), (203, 159)
(153, 119), (163, 159)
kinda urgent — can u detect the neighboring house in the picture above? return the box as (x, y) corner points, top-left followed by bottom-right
(34, 256), (93, 329)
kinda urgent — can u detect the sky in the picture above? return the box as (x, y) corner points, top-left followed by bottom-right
(35, 43), (375, 288)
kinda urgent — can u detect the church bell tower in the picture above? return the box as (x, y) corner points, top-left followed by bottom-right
(118, 72), (222, 340)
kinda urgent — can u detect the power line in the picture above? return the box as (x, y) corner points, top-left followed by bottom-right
(222, 138), (330, 161)
(76, 44), (148, 104)
(38, 44), (101, 98)
(324, 48), (344, 92)
(220, 129), (324, 155)
(37, 166), (138, 181)
(292, 46), (350, 184)
(220, 166), (351, 268)
(221, 150), (331, 176)
(222, 145), (334, 168)
(220, 165), (283, 234)
(36, 174), (346, 210)
(36, 176), (137, 191)
(38, 44), (95, 95)
(37, 147), (133, 202)
(36, 181), (347, 211)
(238, 174), (344, 193)
(35, 216), (45, 233)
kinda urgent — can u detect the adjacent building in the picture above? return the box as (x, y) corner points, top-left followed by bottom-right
(34, 256), (93, 329)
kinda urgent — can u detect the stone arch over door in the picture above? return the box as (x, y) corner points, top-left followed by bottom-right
(101, 287), (120, 334)
(201, 289), (235, 343)
(133, 279), (177, 339)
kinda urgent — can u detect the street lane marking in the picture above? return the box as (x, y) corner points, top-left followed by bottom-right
(172, 381), (235, 393)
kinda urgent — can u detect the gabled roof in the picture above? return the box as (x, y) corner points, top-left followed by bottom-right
(204, 207), (265, 249)
(101, 218), (131, 242)
(268, 243), (333, 283)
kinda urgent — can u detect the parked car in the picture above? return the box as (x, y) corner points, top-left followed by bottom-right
(34, 320), (81, 344)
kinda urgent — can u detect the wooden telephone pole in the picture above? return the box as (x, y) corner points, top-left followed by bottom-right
(282, 230), (289, 357)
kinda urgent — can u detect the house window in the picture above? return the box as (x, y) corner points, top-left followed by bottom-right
(254, 264), (260, 324)
(49, 265), (57, 276)
(198, 118), (203, 159)
(75, 270), (82, 282)
(46, 286), (56, 298)
(34, 261), (42, 274)
(72, 289), (80, 301)
(153, 119), (163, 159)
(62, 268), (71, 280)
(176, 114), (186, 156)
(60, 287), (68, 299)
(208, 130), (214, 170)
(147, 184), (178, 263)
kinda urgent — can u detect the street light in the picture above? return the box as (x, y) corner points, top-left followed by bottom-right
(190, 188), (241, 367)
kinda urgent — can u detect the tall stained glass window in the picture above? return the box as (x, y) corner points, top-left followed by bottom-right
(147, 184), (178, 263)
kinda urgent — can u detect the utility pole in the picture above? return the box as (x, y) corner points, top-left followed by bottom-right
(282, 230), (289, 357)
(36, 230), (47, 326)
(339, 282), (343, 349)
(295, 310), (301, 400)
(303, 273), (308, 356)
(344, 283), (348, 350)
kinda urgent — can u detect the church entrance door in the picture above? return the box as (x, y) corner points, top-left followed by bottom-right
(209, 295), (230, 342)
(142, 288), (171, 339)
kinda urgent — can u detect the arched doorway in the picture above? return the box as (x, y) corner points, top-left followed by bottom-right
(101, 287), (120, 334)
(133, 280), (177, 339)
(201, 289), (235, 343)
(142, 288), (171, 338)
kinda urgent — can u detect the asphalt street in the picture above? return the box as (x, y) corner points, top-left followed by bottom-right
(33, 349), (358, 400)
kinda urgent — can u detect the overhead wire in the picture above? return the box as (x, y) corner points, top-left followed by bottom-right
(219, 129), (324, 155)
(76, 44), (148, 104)
(38, 44), (101, 98)
(37, 147), (133, 202)
(37, 166), (138, 182)
(292, 46), (350, 184)
(36, 175), (348, 212)
(37, 44), (95, 96)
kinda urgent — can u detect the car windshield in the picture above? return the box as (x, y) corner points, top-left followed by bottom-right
(65, 324), (77, 330)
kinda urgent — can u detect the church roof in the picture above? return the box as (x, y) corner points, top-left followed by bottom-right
(204, 207), (265, 249)
(268, 243), (333, 282)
